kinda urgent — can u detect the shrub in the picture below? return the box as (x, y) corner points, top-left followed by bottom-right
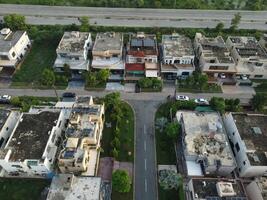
(112, 170), (131, 193)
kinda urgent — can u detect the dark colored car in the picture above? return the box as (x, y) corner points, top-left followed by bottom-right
(62, 92), (76, 98)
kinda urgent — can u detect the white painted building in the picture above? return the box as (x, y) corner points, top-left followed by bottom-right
(161, 33), (195, 80)
(194, 33), (236, 81)
(226, 36), (267, 79)
(223, 113), (267, 177)
(0, 28), (31, 68)
(54, 31), (92, 72)
(0, 108), (67, 177)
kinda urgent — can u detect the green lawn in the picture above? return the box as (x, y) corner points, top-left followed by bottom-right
(112, 186), (133, 200)
(177, 83), (222, 93)
(11, 41), (57, 87)
(252, 79), (267, 94)
(0, 178), (50, 200)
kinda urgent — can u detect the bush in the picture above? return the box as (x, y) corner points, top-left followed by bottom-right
(251, 93), (267, 111)
(210, 97), (226, 113)
(112, 170), (131, 193)
(165, 122), (180, 140)
(138, 77), (162, 89)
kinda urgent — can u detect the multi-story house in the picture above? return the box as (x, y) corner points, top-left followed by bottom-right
(54, 31), (92, 73)
(91, 32), (124, 81)
(224, 113), (267, 177)
(125, 32), (159, 81)
(0, 108), (67, 177)
(0, 28), (31, 69)
(58, 97), (104, 175)
(161, 33), (195, 80)
(226, 36), (267, 80)
(194, 33), (236, 84)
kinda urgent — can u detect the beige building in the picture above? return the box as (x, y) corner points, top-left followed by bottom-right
(194, 33), (236, 82)
(92, 32), (124, 80)
(0, 28), (31, 69)
(58, 97), (104, 175)
(226, 36), (267, 79)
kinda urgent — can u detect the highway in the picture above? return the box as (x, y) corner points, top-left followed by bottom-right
(0, 4), (267, 29)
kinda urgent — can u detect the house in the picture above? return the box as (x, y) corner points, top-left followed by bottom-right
(0, 109), (20, 149)
(126, 32), (159, 81)
(223, 113), (267, 177)
(259, 33), (267, 52)
(186, 178), (247, 200)
(91, 32), (124, 81)
(194, 33), (236, 84)
(0, 28), (31, 69)
(246, 177), (267, 200)
(54, 31), (92, 73)
(0, 108), (67, 177)
(226, 36), (267, 80)
(46, 174), (103, 200)
(161, 33), (195, 80)
(58, 97), (104, 175)
(178, 111), (236, 177)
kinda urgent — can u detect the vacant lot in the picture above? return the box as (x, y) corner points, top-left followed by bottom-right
(0, 178), (50, 200)
(12, 42), (57, 87)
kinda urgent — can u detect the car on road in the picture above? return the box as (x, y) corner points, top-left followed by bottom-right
(0, 95), (11, 104)
(176, 95), (189, 101)
(194, 98), (209, 105)
(62, 92), (76, 98)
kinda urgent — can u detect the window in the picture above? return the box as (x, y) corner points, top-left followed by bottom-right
(58, 120), (62, 127)
(12, 52), (16, 57)
(243, 161), (246, 165)
(0, 55), (9, 60)
(235, 143), (240, 152)
(11, 165), (23, 168)
(174, 60), (180, 64)
(232, 132), (235, 136)
(209, 66), (229, 70)
(255, 75), (263, 78)
(238, 168), (241, 172)
(0, 137), (4, 147)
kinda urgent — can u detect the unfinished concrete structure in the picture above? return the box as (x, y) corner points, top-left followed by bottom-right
(161, 33), (195, 80)
(178, 111), (235, 176)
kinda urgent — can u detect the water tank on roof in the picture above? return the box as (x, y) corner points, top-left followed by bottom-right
(0, 28), (11, 35)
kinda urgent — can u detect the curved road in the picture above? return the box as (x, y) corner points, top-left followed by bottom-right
(0, 4), (267, 29)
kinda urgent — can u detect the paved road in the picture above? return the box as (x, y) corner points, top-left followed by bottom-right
(0, 4), (267, 29)
(128, 100), (159, 200)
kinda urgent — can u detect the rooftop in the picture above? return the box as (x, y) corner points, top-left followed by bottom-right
(162, 34), (194, 58)
(7, 111), (60, 161)
(46, 174), (102, 200)
(0, 29), (26, 52)
(179, 111), (234, 167)
(57, 31), (90, 53)
(232, 113), (267, 166)
(196, 33), (234, 64)
(192, 178), (247, 200)
(229, 36), (267, 59)
(93, 32), (122, 52)
(0, 109), (10, 130)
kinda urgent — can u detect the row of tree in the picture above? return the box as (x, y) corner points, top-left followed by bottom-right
(84, 69), (110, 88)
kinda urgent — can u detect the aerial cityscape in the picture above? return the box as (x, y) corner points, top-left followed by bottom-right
(0, 1), (267, 200)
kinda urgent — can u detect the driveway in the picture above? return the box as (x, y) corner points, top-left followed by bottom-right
(221, 85), (256, 95)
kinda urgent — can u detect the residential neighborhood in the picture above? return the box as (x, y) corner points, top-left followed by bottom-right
(0, 3), (267, 200)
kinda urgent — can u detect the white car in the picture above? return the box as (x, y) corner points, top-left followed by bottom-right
(219, 73), (226, 79)
(194, 98), (209, 105)
(176, 95), (189, 101)
(240, 75), (248, 80)
(2, 95), (11, 100)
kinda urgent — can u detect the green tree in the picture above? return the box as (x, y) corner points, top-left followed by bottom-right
(198, 74), (208, 90)
(104, 92), (121, 110)
(85, 72), (97, 87)
(137, 0), (144, 7)
(96, 69), (110, 83)
(251, 93), (266, 111)
(79, 16), (90, 32)
(4, 14), (27, 30)
(63, 63), (72, 78)
(230, 13), (241, 31)
(112, 148), (119, 160)
(10, 96), (21, 107)
(215, 22), (225, 32)
(210, 97), (226, 113)
(111, 137), (121, 149)
(165, 121), (180, 139)
(159, 170), (182, 190)
(112, 170), (131, 193)
(41, 69), (55, 87)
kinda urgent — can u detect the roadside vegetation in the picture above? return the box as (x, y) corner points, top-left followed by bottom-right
(0, 0), (266, 10)
(0, 178), (50, 200)
(137, 77), (162, 92)
(84, 69), (110, 90)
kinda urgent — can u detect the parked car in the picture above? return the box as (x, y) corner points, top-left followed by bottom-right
(194, 98), (209, 105)
(176, 95), (189, 101)
(0, 95), (11, 104)
(219, 73), (226, 79)
(62, 92), (76, 98)
(240, 75), (248, 80)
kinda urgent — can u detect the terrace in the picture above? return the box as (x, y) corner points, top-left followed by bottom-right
(232, 114), (267, 166)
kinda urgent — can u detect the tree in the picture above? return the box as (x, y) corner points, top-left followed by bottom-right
(251, 93), (266, 111)
(63, 63), (71, 78)
(215, 22), (224, 32)
(41, 69), (55, 87)
(159, 170), (182, 190)
(112, 148), (119, 160)
(79, 16), (90, 32)
(111, 137), (121, 149)
(112, 170), (131, 193)
(85, 72), (97, 87)
(137, 0), (144, 7)
(210, 97), (226, 113)
(230, 13), (241, 31)
(104, 92), (121, 110)
(165, 122), (180, 139)
(96, 69), (110, 83)
(198, 74), (208, 90)
(4, 14), (27, 30)
(10, 96), (21, 107)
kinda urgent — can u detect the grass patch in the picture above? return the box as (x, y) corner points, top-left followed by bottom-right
(112, 186), (133, 200)
(0, 178), (50, 200)
(11, 41), (57, 87)
(101, 101), (134, 162)
(252, 80), (267, 94)
(158, 184), (180, 200)
(177, 83), (222, 93)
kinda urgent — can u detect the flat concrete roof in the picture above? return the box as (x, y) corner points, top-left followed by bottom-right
(93, 32), (122, 52)
(0, 30), (26, 52)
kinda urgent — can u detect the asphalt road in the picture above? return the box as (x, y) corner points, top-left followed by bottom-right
(0, 4), (267, 29)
